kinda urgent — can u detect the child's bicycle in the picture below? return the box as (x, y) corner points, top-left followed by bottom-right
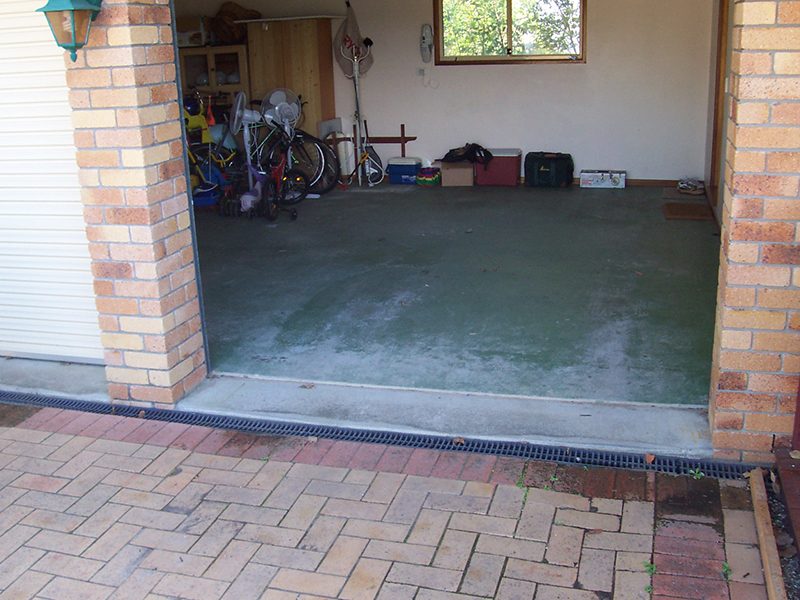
(261, 128), (309, 221)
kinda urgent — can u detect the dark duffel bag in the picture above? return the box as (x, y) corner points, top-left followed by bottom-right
(525, 152), (574, 187)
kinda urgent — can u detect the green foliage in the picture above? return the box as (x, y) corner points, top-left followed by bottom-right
(442, 0), (581, 58)
(688, 468), (705, 480)
(643, 561), (656, 576)
(722, 561), (732, 581)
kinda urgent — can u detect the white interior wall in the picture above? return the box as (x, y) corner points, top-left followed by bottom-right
(176, 0), (716, 180)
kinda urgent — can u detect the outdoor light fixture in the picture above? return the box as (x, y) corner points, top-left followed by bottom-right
(37, 0), (102, 62)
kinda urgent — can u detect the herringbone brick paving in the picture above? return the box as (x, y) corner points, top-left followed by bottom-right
(0, 406), (768, 599)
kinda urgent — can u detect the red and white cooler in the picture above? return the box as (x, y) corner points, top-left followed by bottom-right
(474, 148), (522, 187)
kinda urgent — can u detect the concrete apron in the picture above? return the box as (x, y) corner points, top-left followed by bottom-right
(0, 357), (712, 458)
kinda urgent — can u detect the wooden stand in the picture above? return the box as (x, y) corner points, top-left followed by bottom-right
(335, 123), (417, 157)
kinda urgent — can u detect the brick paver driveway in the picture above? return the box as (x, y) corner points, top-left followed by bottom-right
(0, 405), (768, 600)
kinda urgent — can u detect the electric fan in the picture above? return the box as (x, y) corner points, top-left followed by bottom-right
(228, 91), (263, 190)
(261, 88), (302, 133)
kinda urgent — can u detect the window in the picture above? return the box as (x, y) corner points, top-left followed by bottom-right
(434, 0), (585, 64)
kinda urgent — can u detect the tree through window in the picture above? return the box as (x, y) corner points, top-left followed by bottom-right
(436, 0), (584, 64)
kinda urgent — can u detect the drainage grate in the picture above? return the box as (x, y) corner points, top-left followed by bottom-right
(0, 389), (758, 479)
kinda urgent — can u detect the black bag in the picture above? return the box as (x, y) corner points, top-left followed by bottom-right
(525, 152), (574, 187)
(441, 143), (493, 166)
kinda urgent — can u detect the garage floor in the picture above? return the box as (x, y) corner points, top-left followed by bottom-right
(195, 185), (719, 405)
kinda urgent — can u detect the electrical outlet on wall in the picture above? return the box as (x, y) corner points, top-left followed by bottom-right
(417, 68), (425, 76)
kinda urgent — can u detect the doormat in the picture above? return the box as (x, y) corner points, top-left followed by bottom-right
(662, 202), (714, 221)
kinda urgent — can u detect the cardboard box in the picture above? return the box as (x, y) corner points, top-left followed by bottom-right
(440, 162), (474, 187)
(176, 16), (207, 47)
(580, 170), (626, 189)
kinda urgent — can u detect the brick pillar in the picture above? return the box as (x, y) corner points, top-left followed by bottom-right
(66, 0), (206, 405)
(710, 0), (800, 462)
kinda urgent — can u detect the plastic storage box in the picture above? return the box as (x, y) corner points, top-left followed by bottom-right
(475, 148), (522, 186)
(387, 157), (422, 184)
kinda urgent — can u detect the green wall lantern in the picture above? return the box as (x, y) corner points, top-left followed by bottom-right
(37, 0), (102, 62)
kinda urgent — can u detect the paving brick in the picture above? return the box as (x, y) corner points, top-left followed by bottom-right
(348, 444), (387, 471)
(194, 468), (254, 487)
(0, 570), (52, 600)
(433, 529), (476, 571)
(406, 508), (451, 546)
(723, 509), (759, 544)
(21, 508), (85, 532)
(152, 573), (229, 600)
(38, 575), (115, 600)
(299, 515), (345, 552)
(728, 581), (768, 600)
(386, 563), (462, 592)
(220, 562), (277, 600)
(170, 425), (213, 452)
(495, 577), (535, 600)
(475, 533), (545, 561)
(139, 549), (213, 576)
(544, 525), (583, 567)
(653, 552), (723, 580)
(556, 508), (619, 532)
(111, 488), (172, 510)
(103, 470), (161, 491)
(323, 498), (388, 521)
(516, 501), (555, 541)
(583, 531), (652, 553)
(27, 529), (94, 555)
(84, 522), (141, 560)
(535, 585), (603, 599)
(132, 528), (199, 552)
(577, 548), (615, 592)
(263, 477), (308, 510)
(653, 534), (725, 560)
(615, 551), (653, 572)
(725, 542), (765, 584)
(614, 570), (652, 600)
(270, 568), (346, 596)
(449, 512), (516, 536)
(652, 573), (727, 600)
(363, 472), (405, 504)
(374, 446), (414, 474)
(178, 500), (226, 535)
(145, 422), (190, 447)
(252, 544), (324, 570)
(32, 551), (106, 580)
(340, 558), (393, 600)
(377, 582), (418, 600)
(318, 535), (369, 575)
(205, 484), (268, 506)
(319, 440), (362, 467)
(403, 448), (440, 477)
(383, 489), (427, 525)
(204, 539), (260, 581)
(344, 519), (411, 542)
(305, 480), (367, 501)
(188, 519), (243, 557)
(247, 461), (292, 493)
(621, 501), (654, 534)
(219, 503), (284, 526)
(0, 546), (45, 590)
(165, 482), (212, 514)
(90, 545), (150, 587)
(364, 539), (436, 564)
(120, 506), (186, 530)
(489, 485), (525, 519)
(54, 451), (104, 481)
(504, 559), (577, 587)
(69, 484), (121, 517)
(460, 552), (504, 596)
(525, 488), (590, 511)
(236, 523), (304, 547)
(424, 492), (490, 514)
(106, 568), (163, 599)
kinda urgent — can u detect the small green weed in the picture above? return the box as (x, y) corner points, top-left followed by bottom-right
(688, 468), (705, 480)
(643, 561), (656, 576)
(722, 562), (732, 581)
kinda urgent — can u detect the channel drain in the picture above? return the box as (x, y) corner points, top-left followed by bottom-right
(0, 389), (756, 480)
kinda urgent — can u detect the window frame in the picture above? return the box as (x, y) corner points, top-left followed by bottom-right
(433, 0), (587, 65)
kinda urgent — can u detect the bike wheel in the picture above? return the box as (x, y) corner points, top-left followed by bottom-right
(312, 134), (341, 195)
(280, 169), (309, 206)
(288, 132), (325, 189)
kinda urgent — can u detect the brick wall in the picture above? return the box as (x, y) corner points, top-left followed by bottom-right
(710, 0), (800, 462)
(66, 0), (206, 405)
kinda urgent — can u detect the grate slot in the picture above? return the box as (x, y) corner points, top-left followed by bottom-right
(0, 389), (758, 480)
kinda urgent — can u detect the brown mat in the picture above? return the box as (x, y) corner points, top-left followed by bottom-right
(662, 202), (714, 221)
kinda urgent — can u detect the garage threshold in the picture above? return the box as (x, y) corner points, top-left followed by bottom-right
(181, 371), (713, 459)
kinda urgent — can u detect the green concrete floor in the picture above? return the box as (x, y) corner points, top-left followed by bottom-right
(195, 185), (719, 405)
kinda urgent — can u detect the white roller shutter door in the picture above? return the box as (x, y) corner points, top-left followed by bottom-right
(0, 1), (103, 363)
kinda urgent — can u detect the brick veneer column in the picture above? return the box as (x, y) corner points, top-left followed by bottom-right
(710, 0), (800, 462)
(66, 0), (206, 404)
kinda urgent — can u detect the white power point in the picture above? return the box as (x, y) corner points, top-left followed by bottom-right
(417, 68), (425, 76)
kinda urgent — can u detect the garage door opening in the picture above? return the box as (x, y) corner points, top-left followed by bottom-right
(173, 0), (727, 445)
